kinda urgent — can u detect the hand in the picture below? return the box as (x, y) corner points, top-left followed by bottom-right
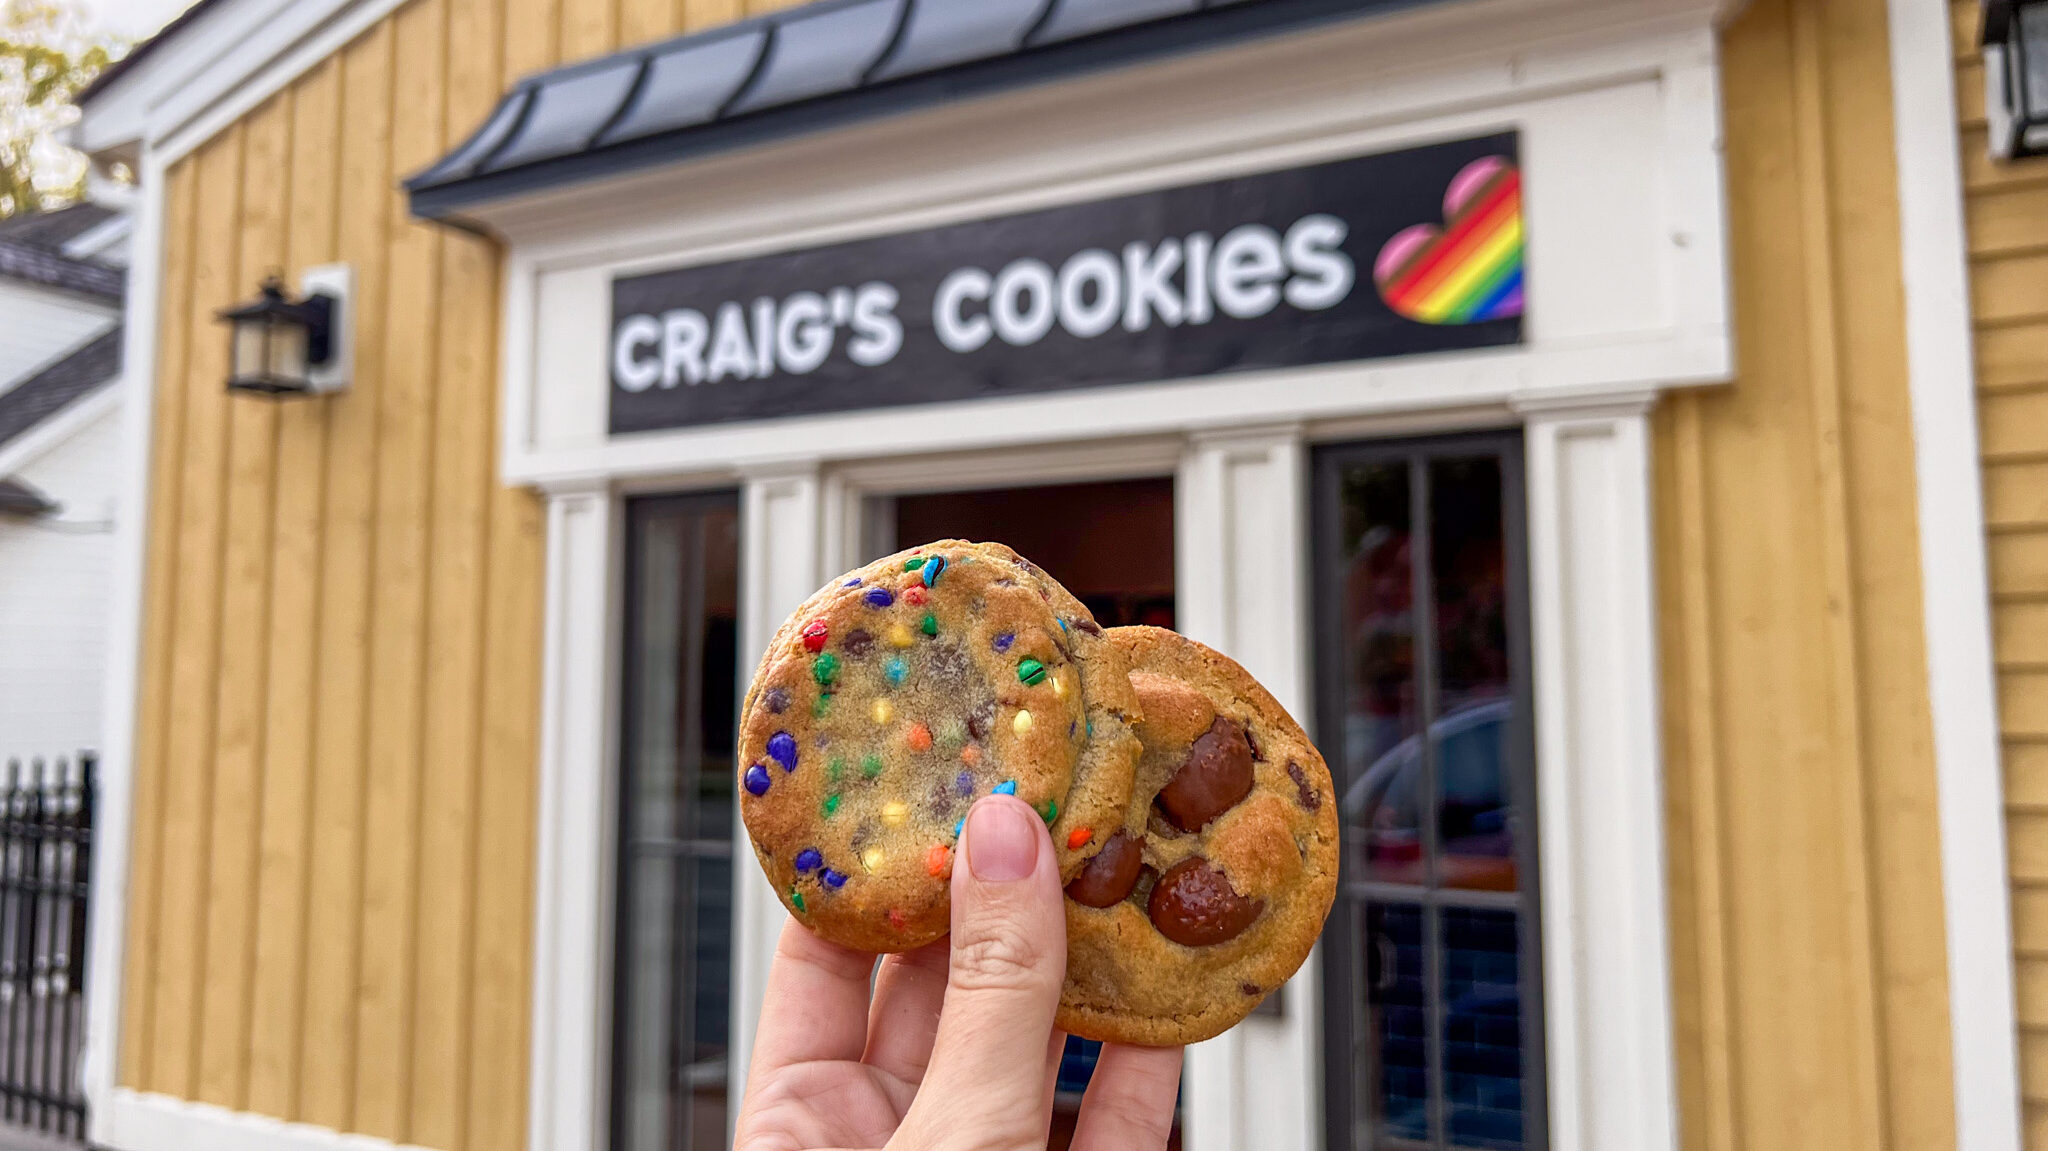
(734, 795), (1184, 1151)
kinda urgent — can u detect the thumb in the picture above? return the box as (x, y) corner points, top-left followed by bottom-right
(896, 795), (1067, 1148)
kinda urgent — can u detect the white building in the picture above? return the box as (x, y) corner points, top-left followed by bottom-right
(0, 197), (130, 762)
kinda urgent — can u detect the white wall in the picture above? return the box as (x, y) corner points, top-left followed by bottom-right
(0, 398), (121, 760)
(0, 281), (117, 394)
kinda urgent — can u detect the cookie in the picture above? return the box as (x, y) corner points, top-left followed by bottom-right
(739, 540), (1143, 953)
(1056, 626), (1339, 1046)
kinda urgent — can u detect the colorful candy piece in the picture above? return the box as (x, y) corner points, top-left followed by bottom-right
(993, 780), (1018, 796)
(1053, 675), (1067, 698)
(993, 633), (1015, 652)
(767, 731), (798, 770)
(1018, 658), (1047, 686)
(926, 844), (952, 878)
(795, 848), (823, 873)
(887, 908), (909, 931)
(744, 764), (771, 796)
(1013, 710), (1034, 735)
(956, 770), (974, 796)
(865, 587), (896, 608)
(882, 800), (909, 826)
(888, 624), (915, 648)
(801, 619), (829, 652)
(906, 723), (933, 752)
(828, 758), (845, 782)
(1038, 798), (1059, 823)
(921, 555), (948, 586)
(903, 557), (926, 571)
(765, 687), (790, 714)
(904, 586), (928, 606)
(813, 653), (840, 686)
(872, 698), (894, 724)
(886, 657), (909, 686)
(952, 817), (964, 839)
(921, 613), (938, 636)
(822, 869), (848, 890)
(842, 629), (874, 657)
(790, 887), (806, 913)
(960, 746), (981, 765)
(1067, 827), (1094, 849)
(822, 794), (841, 818)
(812, 695), (833, 718)
(862, 753), (884, 779)
(861, 847), (885, 872)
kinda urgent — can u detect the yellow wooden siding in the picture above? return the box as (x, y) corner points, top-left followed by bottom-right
(117, 1), (863, 1147)
(120, 0), (1967, 1148)
(1955, 0), (2048, 1139)
(1657, 0), (1956, 1148)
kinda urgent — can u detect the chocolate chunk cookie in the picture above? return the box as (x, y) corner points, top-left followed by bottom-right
(739, 541), (1143, 953)
(1057, 626), (1339, 1046)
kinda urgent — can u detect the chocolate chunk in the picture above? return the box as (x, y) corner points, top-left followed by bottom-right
(927, 643), (970, 686)
(1148, 857), (1263, 946)
(967, 700), (996, 741)
(1286, 760), (1322, 811)
(1241, 983), (1262, 996)
(1074, 619), (1103, 636)
(1064, 831), (1145, 907)
(1241, 726), (1261, 761)
(764, 686), (790, 714)
(842, 629), (873, 658)
(1157, 717), (1256, 832)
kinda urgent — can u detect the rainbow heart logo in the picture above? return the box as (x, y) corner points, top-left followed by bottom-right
(1373, 156), (1524, 325)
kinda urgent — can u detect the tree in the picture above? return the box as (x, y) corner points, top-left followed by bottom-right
(0, 0), (122, 219)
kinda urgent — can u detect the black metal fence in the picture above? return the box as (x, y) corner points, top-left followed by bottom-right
(0, 756), (94, 1144)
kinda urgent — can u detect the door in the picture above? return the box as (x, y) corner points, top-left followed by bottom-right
(614, 493), (743, 1151)
(883, 475), (1179, 1150)
(1312, 434), (1545, 1151)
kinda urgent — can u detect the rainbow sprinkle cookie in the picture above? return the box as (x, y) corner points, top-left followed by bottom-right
(1056, 626), (1339, 1046)
(738, 540), (1143, 953)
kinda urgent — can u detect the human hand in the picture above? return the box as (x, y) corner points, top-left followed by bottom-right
(734, 794), (1184, 1151)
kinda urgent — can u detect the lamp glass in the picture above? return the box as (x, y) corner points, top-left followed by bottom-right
(232, 318), (271, 385)
(266, 316), (311, 382)
(2022, 4), (2048, 118)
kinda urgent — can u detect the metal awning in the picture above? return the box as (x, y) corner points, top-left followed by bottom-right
(405, 0), (1424, 220)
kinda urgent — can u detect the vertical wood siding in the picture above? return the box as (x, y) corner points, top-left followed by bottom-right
(1954, 0), (2048, 1142)
(121, 4), (870, 1148)
(120, 0), (1966, 1148)
(1657, 0), (1958, 1148)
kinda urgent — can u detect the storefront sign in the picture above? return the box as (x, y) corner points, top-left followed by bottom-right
(609, 132), (1521, 433)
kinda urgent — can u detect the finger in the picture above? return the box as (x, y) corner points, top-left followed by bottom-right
(745, 917), (877, 1082)
(1041, 1028), (1069, 1119)
(861, 938), (949, 1082)
(896, 796), (1068, 1143)
(1070, 1043), (1185, 1151)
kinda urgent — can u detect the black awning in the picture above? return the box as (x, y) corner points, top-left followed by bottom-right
(405, 0), (1425, 220)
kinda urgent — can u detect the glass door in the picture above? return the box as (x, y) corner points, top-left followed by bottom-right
(614, 493), (742, 1151)
(1312, 435), (1545, 1151)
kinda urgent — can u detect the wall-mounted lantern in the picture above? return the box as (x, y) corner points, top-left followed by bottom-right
(1985, 0), (2048, 160)
(215, 264), (353, 396)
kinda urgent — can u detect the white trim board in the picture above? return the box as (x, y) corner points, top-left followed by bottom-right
(1886, 1), (2024, 1148)
(82, 144), (166, 1149)
(99, 1090), (434, 1151)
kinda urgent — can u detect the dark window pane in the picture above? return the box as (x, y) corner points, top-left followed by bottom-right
(1336, 463), (1422, 886)
(615, 495), (740, 1151)
(1441, 908), (1525, 1151)
(1427, 458), (1517, 893)
(1363, 902), (1429, 1145)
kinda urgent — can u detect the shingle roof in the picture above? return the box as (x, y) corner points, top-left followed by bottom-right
(0, 204), (117, 251)
(0, 478), (57, 518)
(0, 327), (123, 453)
(407, 0), (1422, 219)
(0, 240), (123, 301)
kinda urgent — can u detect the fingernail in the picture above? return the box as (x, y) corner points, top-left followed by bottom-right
(966, 797), (1039, 882)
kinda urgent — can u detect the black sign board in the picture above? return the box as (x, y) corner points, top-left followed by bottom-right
(609, 132), (1523, 433)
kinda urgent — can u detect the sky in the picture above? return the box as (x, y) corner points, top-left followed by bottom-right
(80, 0), (199, 40)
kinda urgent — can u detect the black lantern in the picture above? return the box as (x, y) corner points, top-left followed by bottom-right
(216, 276), (337, 395)
(1985, 0), (2048, 159)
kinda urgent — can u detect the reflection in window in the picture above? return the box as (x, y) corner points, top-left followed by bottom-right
(1316, 439), (1543, 1151)
(615, 495), (741, 1151)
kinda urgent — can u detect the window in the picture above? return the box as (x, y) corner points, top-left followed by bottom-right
(614, 494), (742, 1151)
(1313, 435), (1545, 1151)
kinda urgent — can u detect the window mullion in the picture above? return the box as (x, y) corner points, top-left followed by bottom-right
(1409, 454), (1448, 1151)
